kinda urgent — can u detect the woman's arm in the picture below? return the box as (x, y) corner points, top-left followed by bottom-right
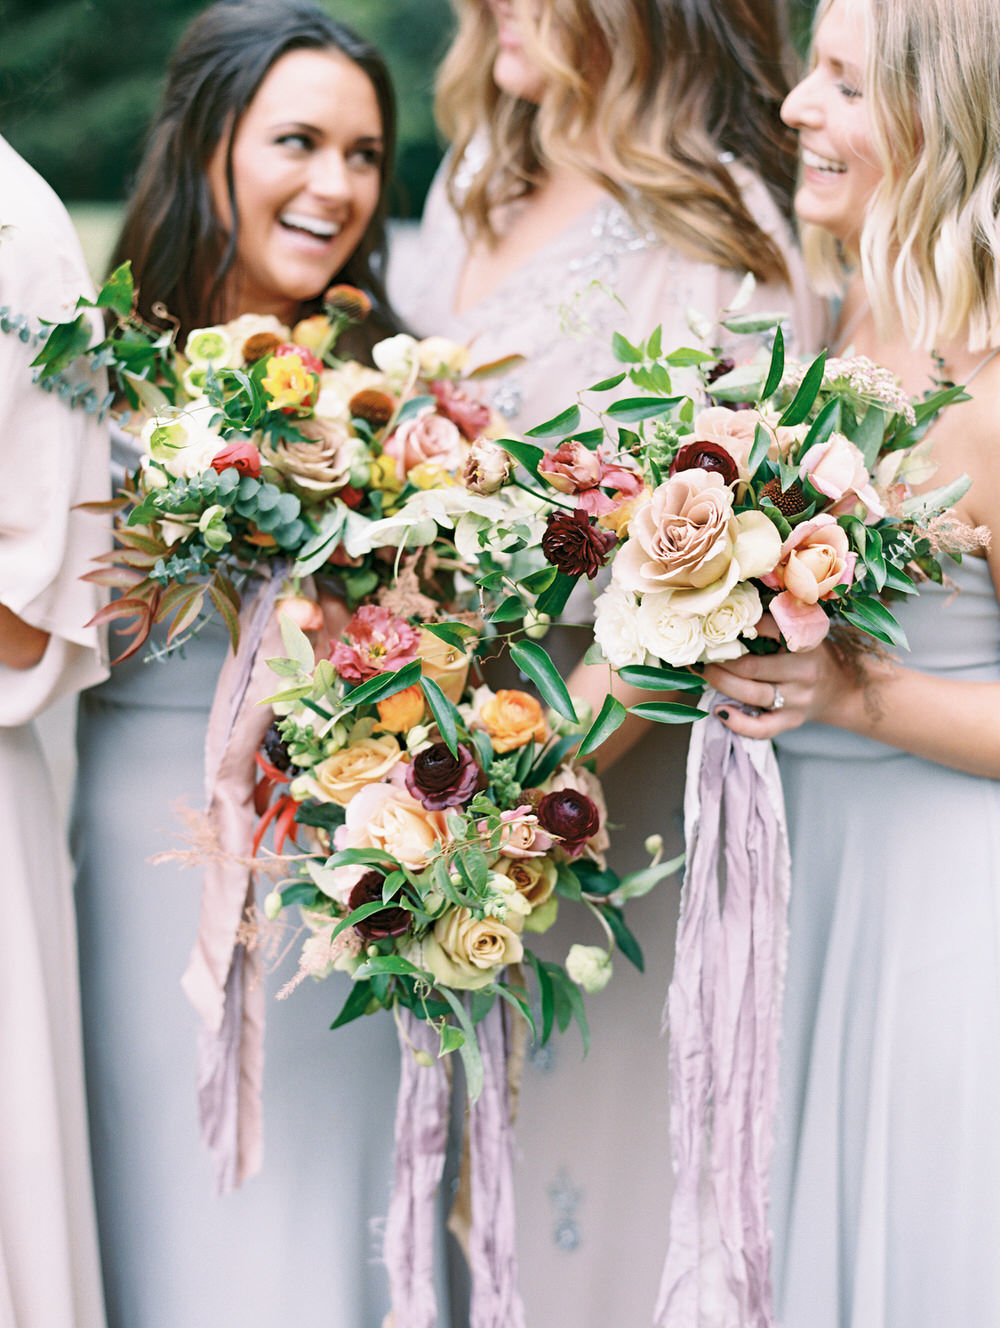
(564, 655), (660, 774)
(0, 602), (50, 670)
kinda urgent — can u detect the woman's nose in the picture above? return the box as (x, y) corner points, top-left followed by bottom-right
(309, 150), (352, 204)
(781, 72), (822, 131)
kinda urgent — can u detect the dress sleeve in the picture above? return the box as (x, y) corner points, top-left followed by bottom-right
(0, 149), (110, 723)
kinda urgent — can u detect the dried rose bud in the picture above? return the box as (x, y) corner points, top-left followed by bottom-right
(405, 741), (482, 810)
(760, 476), (808, 516)
(669, 440), (739, 487)
(537, 789), (601, 855)
(463, 439), (511, 495)
(242, 332), (283, 364)
(540, 509), (617, 579)
(323, 284), (372, 321)
(348, 870), (412, 940)
(349, 388), (396, 428)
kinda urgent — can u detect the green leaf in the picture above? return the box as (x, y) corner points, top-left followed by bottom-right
(576, 694), (627, 760)
(394, 394), (435, 425)
(487, 981), (538, 1043)
(778, 350), (827, 427)
(802, 395), (842, 450)
(525, 951), (555, 1043)
(839, 596), (909, 650)
(854, 403), (886, 472)
(420, 674), (460, 755)
(587, 370), (627, 392)
(520, 566), (558, 594)
(354, 955), (432, 980)
(617, 663), (703, 692)
(330, 899), (393, 943)
(423, 621), (474, 651)
(278, 614), (316, 671)
(496, 436), (545, 477)
(645, 324), (663, 359)
(343, 659), (423, 708)
(599, 905), (644, 971)
(490, 594), (525, 623)
(550, 965), (589, 1054)
(605, 395), (681, 423)
(324, 847), (400, 871)
(509, 639), (578, 723)
(439, 1024), (466, 1055)
(759, 323), (785, 402)
(535, 571), (578, 616)
(525, 404), (582, 439)
(92, 262), (135, 318)
(525, 734), (580, 787)
(555, 861), (582, 901)
(882, 563), (917, 595)
(614, 854), (685, 902)
(330, 979), (375, 1030)
(611, 331), (644, 364)
(747, 422), (773, 478)
(31, 315), (93, 378)
(628, 699), (705, 724)
(470, 727), (495, 771)
(438, 989), (485, 1099)
(720, 311), (788, 335)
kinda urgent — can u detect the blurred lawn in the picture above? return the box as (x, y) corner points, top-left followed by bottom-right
(69, 202), (122, 285)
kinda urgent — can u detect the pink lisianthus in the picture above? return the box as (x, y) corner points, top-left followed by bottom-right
(383, 408), (465, 480)
(429, 378), (492, 440)
(762, 514), (858, 650)
(479, 806), (553, 859)
(577, 452), (645, 516)
(330, 605), (421, 682)
(538, 441), (602, 494)
(799, 432), (885, 523)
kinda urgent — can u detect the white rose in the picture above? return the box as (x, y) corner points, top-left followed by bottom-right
(700, 582), (763, 662)
(635, 592), (705, 667)
(566, 944), (613, 994)
(222, 313), (289, 364)
(372, 333), (420, 388)
(417, 336), (469, 377)
(593, 583), (647, 669)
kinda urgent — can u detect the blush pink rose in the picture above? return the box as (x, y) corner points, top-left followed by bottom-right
(799, 432), (885, 523)
(334, 781), (449, 871)
(763, 514), (858, 651)
(538, 441), (602, 494)
(383, 409), (465, 479)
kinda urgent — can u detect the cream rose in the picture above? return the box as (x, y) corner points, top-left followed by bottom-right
(493, 856), (558, 911)
(372, 333), (420, 388)
(699, 582), (763, 662)
(259, 417), (364, 498)
(635, 593), (705, 667)
(305, 735), (406, 806)
(334, 781), (448, 871)
(415, 906), (525, 990)
(593, 583), (647, 669)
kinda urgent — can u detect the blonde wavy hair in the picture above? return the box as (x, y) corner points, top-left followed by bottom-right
(435, 0), (797, 284)
(804, 0), (1000, 351)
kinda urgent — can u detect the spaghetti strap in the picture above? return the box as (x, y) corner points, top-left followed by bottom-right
(964, 344), (1000, 386)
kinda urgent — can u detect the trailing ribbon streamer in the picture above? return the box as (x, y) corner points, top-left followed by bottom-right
(655, 694), (790, 1328)
(180, 568), (287, 1194)
(467, 1000), (527, 1328)
(384, 1011), (450, 1328)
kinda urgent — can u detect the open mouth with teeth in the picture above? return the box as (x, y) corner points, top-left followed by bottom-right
(279, 212), (343, 241)
(801, 148), (847, 175)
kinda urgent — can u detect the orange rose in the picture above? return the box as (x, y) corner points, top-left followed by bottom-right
(375, 683), (427, 733)
(479, 689), (548, 753)
(416, 628), (471, 703)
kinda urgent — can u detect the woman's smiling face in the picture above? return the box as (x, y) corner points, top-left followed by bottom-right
(781, 0), (883, 252)
(208, 47), (383, 323)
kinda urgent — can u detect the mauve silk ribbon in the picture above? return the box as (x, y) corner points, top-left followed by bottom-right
(654, 696), (790, 1328)
(181, 571), (286, 1195)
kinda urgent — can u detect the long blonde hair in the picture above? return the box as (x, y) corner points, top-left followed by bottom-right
(803, 0), (1000, 351)
(436, 0), (796, 284)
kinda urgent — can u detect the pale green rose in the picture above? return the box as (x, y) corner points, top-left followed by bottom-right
(411, 907), (525, 990)
(566, 943), (613, 994)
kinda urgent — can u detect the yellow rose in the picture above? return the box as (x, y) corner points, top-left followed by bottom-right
(416, 628), (471, 703)
(262, 350), (319, 414)
(414, 907), (524, 990)
(308, 735), (406, 806)
(493, 856), (557, 911)
(479, 688), (548, 753)
(375, 683), (427, 733)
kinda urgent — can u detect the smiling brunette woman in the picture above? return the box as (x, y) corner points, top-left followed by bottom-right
(70, 6), (429, 1327)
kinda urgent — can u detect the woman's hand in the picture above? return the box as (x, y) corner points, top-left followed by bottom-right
(700, 615), (855, 740)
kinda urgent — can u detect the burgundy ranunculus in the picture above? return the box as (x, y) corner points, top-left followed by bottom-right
(405, 741), (482, 810)
(669, 440), (739, 487)
(540, 509), (617, 579)
(210, 439), (262, 478)
(537, 790), (601, 856)
(705, 356), (735, 385)
(429, 378), (492, 440)
(348, 870), (412, 941)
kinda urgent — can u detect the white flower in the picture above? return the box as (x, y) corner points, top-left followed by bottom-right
(141, 399), (225, 479)
(699, 581), (762, 662)
(593, 583), (646, 669)
(635, 592), (705, 667)
(566, 944), (613, 994)
(417, 335), (469, 377)
(371, 333), (420, 388)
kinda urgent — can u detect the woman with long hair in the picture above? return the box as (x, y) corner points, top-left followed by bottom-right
(394, 1), (824, 1320)
(702, 0), (1000, 1321)
(71, 5), (435, 1325)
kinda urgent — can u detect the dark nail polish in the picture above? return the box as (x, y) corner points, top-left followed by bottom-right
(716, 708), (730, 720)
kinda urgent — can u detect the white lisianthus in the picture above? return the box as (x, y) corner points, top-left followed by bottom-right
(593, 583), (646, 669)
(371, 333), (420, 388)
(635, 592), (705, 667)
(141, 400), (225, 479)
(566, 944), (613, 994)
(700, 581), (762, 662)
(184, 325), (233, 368)
(417, 335), (469, 377)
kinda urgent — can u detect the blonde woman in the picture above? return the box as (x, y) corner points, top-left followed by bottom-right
(701, 0), (1000, 1322)
(394, 1), (824, 1320)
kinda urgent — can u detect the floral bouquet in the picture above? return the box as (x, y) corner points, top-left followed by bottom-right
(254, 608), (677, 1090)
(27, 264), (535, 660)
(466, 289), (983, 1328)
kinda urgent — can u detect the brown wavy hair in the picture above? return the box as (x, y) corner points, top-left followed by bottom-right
(110, 0), (398, 351)
(436, 0), (797, 283)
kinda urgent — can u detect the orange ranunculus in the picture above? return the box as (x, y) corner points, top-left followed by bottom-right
(479, 689), (548, 753)
(375, 683), (427, 733)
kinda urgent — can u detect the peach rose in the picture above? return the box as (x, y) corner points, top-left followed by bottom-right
(416, 628), (471, 703)
(334, 781), (448, 871)
(306, 735), (406, 807)
(383, 409), (465, 480)
(799, 431), (885, 523)
(537, 440), (602, 494)
(478, 689), (549, 753)
(692, 407), (800, 480)
(614, 470), (781, 615)
(763, 514), (857, 650)
(374, 683), (427, 733)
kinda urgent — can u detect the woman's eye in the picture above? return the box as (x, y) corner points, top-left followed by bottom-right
(276, 132), (312, 151)
(349, 145), (384, 169)
(837, 82), (862, 100)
